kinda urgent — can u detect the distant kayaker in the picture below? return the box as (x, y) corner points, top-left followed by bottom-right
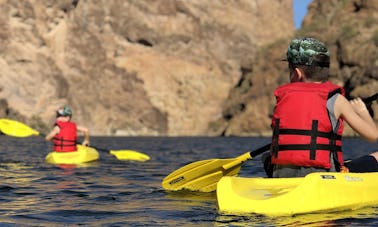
(45, 106), (90, 152)
(264, 37), (378, 177)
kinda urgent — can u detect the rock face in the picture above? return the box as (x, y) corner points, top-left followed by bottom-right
(1, 0), (376, 137)
(212, 0), (378, 136)
(0, 0), (294, 135)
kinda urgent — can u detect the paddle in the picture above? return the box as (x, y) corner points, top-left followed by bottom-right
(162, 92), (378, 192)
(0, 119), (150, 162)
(361, 92), (378, 105)
(162, 144), (271, 192)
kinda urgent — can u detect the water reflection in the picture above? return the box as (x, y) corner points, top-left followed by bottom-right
(215, 206), (378, 226)
(0, 136), (376, 226)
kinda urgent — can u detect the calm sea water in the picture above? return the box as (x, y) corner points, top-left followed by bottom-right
(0, 136), (377, 226)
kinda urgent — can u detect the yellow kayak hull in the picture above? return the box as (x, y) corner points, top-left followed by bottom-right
(217, 172), (378, 216)
(45, 145), (99, 164)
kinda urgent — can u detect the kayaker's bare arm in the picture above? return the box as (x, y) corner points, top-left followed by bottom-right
(45, 126), (60, 141)
(334, 96), (378, 142)
(77, 125), (90, 146)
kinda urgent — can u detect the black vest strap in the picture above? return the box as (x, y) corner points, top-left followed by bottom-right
(272, 119), (342, 160)
(53, 137), (77, 147)
(272, 118), (280, 158)
(278, 129), (341, 140)
(309, 120), (318, 160)
(278, 144), (341, 152)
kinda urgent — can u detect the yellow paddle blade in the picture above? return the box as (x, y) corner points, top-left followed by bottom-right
(162, 152), (252, 192)
(110, 150), (150, 162)
(0, 118), (39, 137)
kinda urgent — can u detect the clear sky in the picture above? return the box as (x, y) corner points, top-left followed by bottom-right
(293, 0), (313, 29)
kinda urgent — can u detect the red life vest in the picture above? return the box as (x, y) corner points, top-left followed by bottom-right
(271, 82), (345, 170)
(53, 121), (77, 152)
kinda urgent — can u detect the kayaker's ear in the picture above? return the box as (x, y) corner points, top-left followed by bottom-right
(290, 67), (305, 82)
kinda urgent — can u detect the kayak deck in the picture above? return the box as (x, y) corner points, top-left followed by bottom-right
(217, 172), (378, 216)
(45, 145), (99, 164)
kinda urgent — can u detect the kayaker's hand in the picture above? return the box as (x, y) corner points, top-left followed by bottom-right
(350, 98), (368, 115)
(82, 139), (90, 147)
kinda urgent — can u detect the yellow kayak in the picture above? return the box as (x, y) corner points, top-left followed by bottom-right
(45, 145), (99, 164)
(217, 172), (378, 216)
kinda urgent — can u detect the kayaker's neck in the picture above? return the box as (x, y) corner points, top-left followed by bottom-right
(56, 116), (71, 122)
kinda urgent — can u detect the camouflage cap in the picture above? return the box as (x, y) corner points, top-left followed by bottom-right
(57, 106), (72, 117)
(286, 37), (330, 67)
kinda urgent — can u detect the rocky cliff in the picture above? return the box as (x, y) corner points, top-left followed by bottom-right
(211, 0), (378, 136)
(0, 0), (376, 137)
(0, 0), (293, 135)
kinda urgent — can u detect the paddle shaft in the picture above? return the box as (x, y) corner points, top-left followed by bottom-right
(249, 143), (271, 158)
(88, 144), (111, 153)
(361, 92), (378, 105)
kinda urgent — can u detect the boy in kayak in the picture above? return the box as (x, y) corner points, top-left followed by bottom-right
(45, 106), (90, 152)
(264, 37), (378, 177)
